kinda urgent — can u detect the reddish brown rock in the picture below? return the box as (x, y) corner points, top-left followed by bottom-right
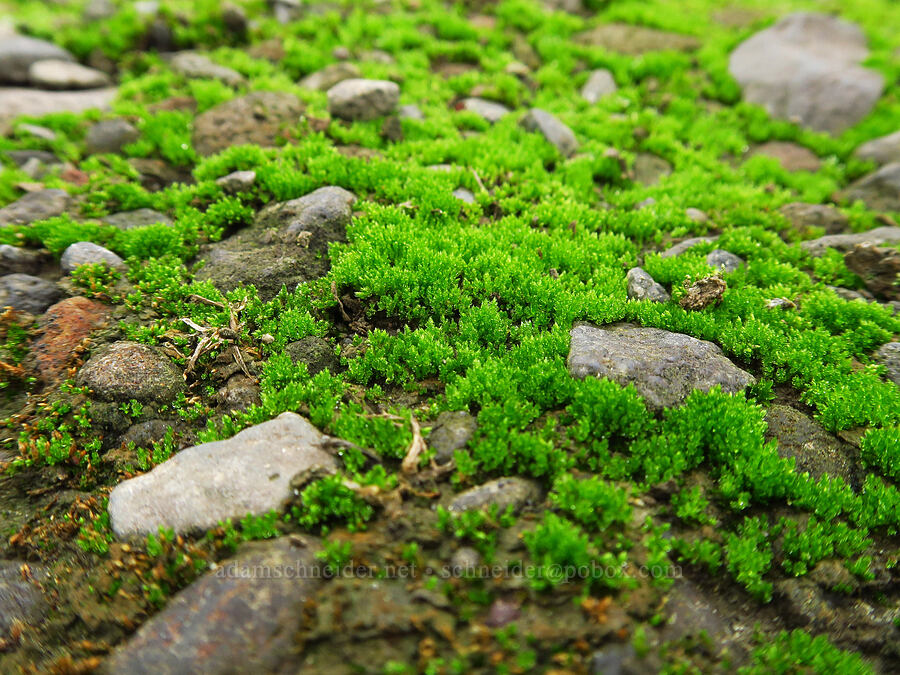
(749, 141), (821, 172)
(31, 297), (109, 384)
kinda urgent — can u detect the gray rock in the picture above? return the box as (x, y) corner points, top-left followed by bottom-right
(0, 274), (61, 314)
(448, 477), (541, 514)
(60, 242), (125, 274)
(460, 97), (509, 124)
(285, 337), (337, 375)
(581, 69), (617, 103)
(685, 207), (709, 223)
(108, 412), (338, 537)
(0, 561), (49, 637)
(398, 104), (424, 120)
(449, 547), (481, 575)
(844, 243), (900, 301)
(635, 197), (656, 210)
(16, 123), (56, 141)
(120, 419), (174, 449)
(215, 170), (256, 193)
(575, 24), (700, 55)
(801, 226), (900, 257)
(102, 208), (172, 230)
(428, 411), (477, 464)
(855, 130), (900, 166)
(0, 245), (42, 275)
(6, 149), (58, 167)
(728, 13), (883, 133)
(452, 187), (476, 204)
(216, 374), (260, 414)
(874, 342), (900, 385)
(840, 162), (900, 212)
(520, 108), (578, 157)
(0, 36), (74, 84)
(626, 267), (669, 303)
(706, 249), (744, 273)
(0, 87), (116, 122)
(170, 52), (244, 87)
(259, 185), (357, 237)
(192, 91), (303, 157)
(591, 644), (644, 675)
(327, 78), (399, 121)
(633, 153), (672, 185)
(764, 405), (860, 485)
(103, 537), (324, 674)
(567, 323), (755, 410)
(76, 341), (185, 404)
(84, 0), (116, 21)
(0, 189), (70, 225)
(780, 202), (848, 235)
(659, 236), (718, 258)
(85, 118), (140, 155)
(299, 62), (360, 91)
(749, 141), (821, 172)
(28, 59), (110, 89)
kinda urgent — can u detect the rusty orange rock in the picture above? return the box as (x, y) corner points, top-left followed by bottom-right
(32, 296), (110, 384)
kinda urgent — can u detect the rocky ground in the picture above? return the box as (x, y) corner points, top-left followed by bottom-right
(0, 0), (899, 673)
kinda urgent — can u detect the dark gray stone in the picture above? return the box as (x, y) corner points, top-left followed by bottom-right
(567, 323), (755, 410)
(120, 419), (174, 449)
(0, 35), (74, 84)
(855, 130), (900, 166)
(0, 274), (61, 314)
(801, 226), (900, 257)
(448, 477), (541, 514)
(259, 185), (357, 238)
(729, 13), (883, 133)
(170, 52), (244, 87)
(780, 202), (848, 236)
(0, 561), (49, 637)
(520, 108), (578, 157)
(103, 538), (324, 674)
(285, 336), (338, 375)
(626, 267), (669, 303)
(85, 119), (140, 155)
(0, 189), (70, 225)
(428, 411), (477, 464)
(0, 245), (43, 275)
(76, 341), (185, 404)
(327, 78), (399, 120)
(874, 342), (900, 386)
(706, 249), (744, 273)
(192, 91), (303, 157)
(840, 162), (900, 212)
(108, 412), (337, 537)
(60, 242), (125, 274)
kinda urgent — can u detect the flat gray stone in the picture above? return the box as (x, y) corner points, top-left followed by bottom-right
(581, 68), (617, 103)
(452, 187), (476, 204)
(706, 249), (744, 273)
(0, 87), (115, 123)
(874, 342), (900, 385)
(626, 267), (669, 303)
(215, 170), (256, 193)
(729, 12), (883, 133)
(0, 35), (74, 84)
(0, 189), (70, 225)
(0, 561), (50, 637)
(567, 323), (755, 410)
(840, 162), (900, 212)
(460, 97), (509, 124)
(0, 274), (61, 314)
(285, 336), (338, 375)
(192, 91), (303, 157)
(0, 244), (43, 275)
(520, 108), (578, 157)
(299, 62), (360, 91)
(855, 130), (900, 166)
(801, 226), (900, 257)
(257, 185), (357, 237)
(76, 341), (185, 404)
(428, 411), (477, 464)
(780, 202), (848, 235)
(60, 242), (124, 274)
(170, 52), (244, 87)
(28, 59), (110, 89)
(659, 236), (718, 258)
(102, 208), (172, 230)
(108, 412), (338, 537)
(449, 477), (541, 514)
(103, 537), (324, 674)
(85, 118), (140, 154)
(327, 78), (399, 121)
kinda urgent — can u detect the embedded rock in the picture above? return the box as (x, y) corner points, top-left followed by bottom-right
(85, 118), (140, 154)
(626, 267), (669, 303)
(855, 130), (900, 166)
(874, 342), (900, 386)
(76, 341), (185, 404)
(398, 104), (424, 120)
(108, 412), (338, 536)
(580, 69), (617, 103)
(257, 185), (356, 239)
(0, 189), (70, 225)
(449, 477), (541, 514)
(32, 297), (110, 384)
(103, 537), (324, 674)
(0, 87), (115, 122)
(801, 226), (900, 257)
(749, 141), (820, 172)
(567, 323), (755, 409)
(460, 97), (509, 124)
(452, 187), (475, 204)
(170, 52), (244, 86)
(192, 91), (303, 156)
(327, 78), (399, 121)
(659, 236), (717, 258)
(0, 245), (43, 275)
(0, 35), (74, 84)
(633, 153), (672, 185)
(215, 170), (256, 193)
(728, 13), (883, 133)
(428, 411), (477, 464)
(575, 24), (700, 55)
(102, 208), (172, 230)
(0, 274), (61, 314)
(520, 108), (578, 157)
(299, 62), (360, 91)
(706, 249), (744, 273)
(779, 202), (848, 236)
(60, 242), (124, 274)
(0, 561), (50, 637)
(840, 162), (900, 212)
(285, 336), (338, 375)
(844, 243), (900, 300)
(28, 59), (110, 89)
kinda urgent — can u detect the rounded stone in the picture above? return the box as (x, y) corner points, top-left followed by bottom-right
(706, 249), (744, 273)
(0, 274), (61, 314)
(28, 59), (110, 90)
(0, 35), (75, 84)
(327, 78), (399, 121)
(60, 242), (124, 274)
(192, 91), (303, 157)
(75, 341), (186, 403)
(626, 267), (669, 303)
(85, 118), (140, 155)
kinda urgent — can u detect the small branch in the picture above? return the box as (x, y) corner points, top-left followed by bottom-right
(401, 416), (427, 475)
